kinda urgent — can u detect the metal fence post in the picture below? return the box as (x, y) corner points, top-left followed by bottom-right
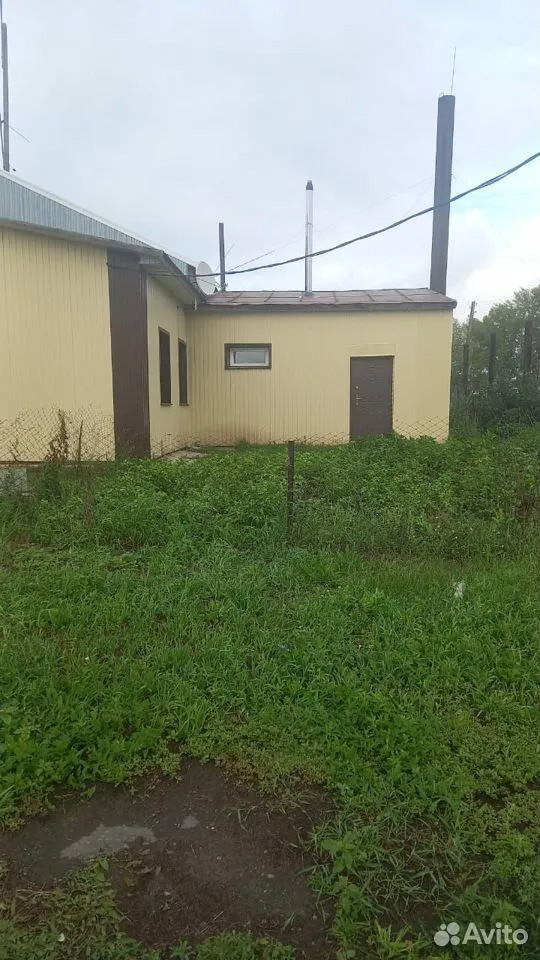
(286, 440), (295, 542)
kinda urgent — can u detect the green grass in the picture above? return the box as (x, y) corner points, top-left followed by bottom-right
(0, 429), (539, 958)
(0, 857), (295, 960)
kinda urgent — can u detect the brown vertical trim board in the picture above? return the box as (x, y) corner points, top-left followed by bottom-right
(107, 249), (150, 458)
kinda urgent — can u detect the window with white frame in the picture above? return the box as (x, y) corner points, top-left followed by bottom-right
(225, 343), (271, 369)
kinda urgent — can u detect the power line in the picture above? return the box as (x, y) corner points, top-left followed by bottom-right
(313, 174), (435, 242)
(229, 174), (434, 272)
(336, 180), (435, 291)
(232, 245), (281, 271)
(8, 123), (30, 142)
(197, 150), (540, 279)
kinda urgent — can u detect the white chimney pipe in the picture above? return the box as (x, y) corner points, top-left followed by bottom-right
(305, 180), (313, 294)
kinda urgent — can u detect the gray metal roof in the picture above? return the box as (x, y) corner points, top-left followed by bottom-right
(202, 288), (457, 311)
(0, 172), (456, 313)
(0, 170), (196, 275)
(141, 250), (202, 307)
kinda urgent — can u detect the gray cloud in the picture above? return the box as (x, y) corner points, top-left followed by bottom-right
(6, 0), (540, 311)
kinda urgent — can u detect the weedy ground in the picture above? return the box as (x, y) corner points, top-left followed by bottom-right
(0, 428), (539, 959)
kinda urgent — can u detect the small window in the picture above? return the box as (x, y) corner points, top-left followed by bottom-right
(225, 343), (271, 369)
(178, 339), (188, 405)
(159, 329), (171, 404)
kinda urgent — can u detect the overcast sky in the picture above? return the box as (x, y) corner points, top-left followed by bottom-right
(5, 0), (540, 317)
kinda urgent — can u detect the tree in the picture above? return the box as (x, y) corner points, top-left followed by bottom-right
(451, 286), (540, 429)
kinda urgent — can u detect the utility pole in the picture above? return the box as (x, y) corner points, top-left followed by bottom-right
(462, 300), (476, 395)
(1, 4), (9, 173)
(429, 95), (455, 294)
(218, 222), (226, 292)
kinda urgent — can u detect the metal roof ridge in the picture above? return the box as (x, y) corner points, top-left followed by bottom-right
(0, 169), (197, 267)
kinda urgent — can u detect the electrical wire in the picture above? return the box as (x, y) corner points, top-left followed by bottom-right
(229, 174), (435, 272)
(8, 124), (30, 142)
(335, 180), (434, 289)
(197, 150), (540, 279)
(231, 246), (281, 270)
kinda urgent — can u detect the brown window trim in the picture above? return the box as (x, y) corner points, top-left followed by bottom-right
(159, 327), (172, 405)
(225, 343), (272, 370)
(178, 339), (188, 406)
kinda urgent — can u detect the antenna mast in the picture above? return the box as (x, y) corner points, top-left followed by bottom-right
(450, 47), (457, 95)
(1, 0), (10, 171)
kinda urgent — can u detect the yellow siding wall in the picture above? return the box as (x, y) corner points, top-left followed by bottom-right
(146, 276), (191, 456)
(0, 228), (115, 461)
(185, 309), (453, 444)
(0, 223), (453, 461)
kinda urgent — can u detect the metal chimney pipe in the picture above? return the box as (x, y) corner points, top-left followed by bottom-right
(429, 95), (455, 295)
(218, 222), (226, 292)
(305, 180), (313, 293)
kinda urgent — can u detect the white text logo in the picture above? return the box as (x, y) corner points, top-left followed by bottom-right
(434, 922), (528, 947)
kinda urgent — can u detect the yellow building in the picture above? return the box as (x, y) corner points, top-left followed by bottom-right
(0, 172), (455, 462)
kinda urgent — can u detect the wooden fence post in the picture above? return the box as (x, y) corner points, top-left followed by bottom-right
(462, 300), (476, 396)
(286, 440), (295, 542)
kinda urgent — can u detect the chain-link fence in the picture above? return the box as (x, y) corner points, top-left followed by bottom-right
(1, 408), (450, 464)
(156, 417), (450, 457)
(0, 408), (115, 464)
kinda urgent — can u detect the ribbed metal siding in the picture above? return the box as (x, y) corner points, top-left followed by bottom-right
(0, 173), (191, 274)
(184, 309), (453, 444)
(0, 175), (144, 244)
(0, 226), (115, 461)
(146, 275), (191, 456)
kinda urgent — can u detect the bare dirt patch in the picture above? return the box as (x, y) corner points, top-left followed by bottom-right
(0, 759), (333, 956)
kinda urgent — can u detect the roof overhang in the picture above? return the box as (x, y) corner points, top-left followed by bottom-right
(0, 215), (152, 254)
(141, 251), (205, 308)
(198, 289), (457, 313)
(198, 301), (456, 313)
(0, 169), (197, 270)
(0, 217), (205, 308)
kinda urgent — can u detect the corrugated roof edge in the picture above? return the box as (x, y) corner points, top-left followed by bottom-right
(0, 216), (154, 255)
(0, 215), (205, 307)
(141, 250), (205, 307)
(0, 169), (198, 269)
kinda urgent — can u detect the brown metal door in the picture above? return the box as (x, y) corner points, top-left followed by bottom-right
(350, 356), (393, 438)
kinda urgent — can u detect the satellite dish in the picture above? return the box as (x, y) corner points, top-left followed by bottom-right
(196, 261), (218, 296)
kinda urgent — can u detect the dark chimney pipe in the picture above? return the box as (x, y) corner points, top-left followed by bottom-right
(429, 95), (455, 295)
